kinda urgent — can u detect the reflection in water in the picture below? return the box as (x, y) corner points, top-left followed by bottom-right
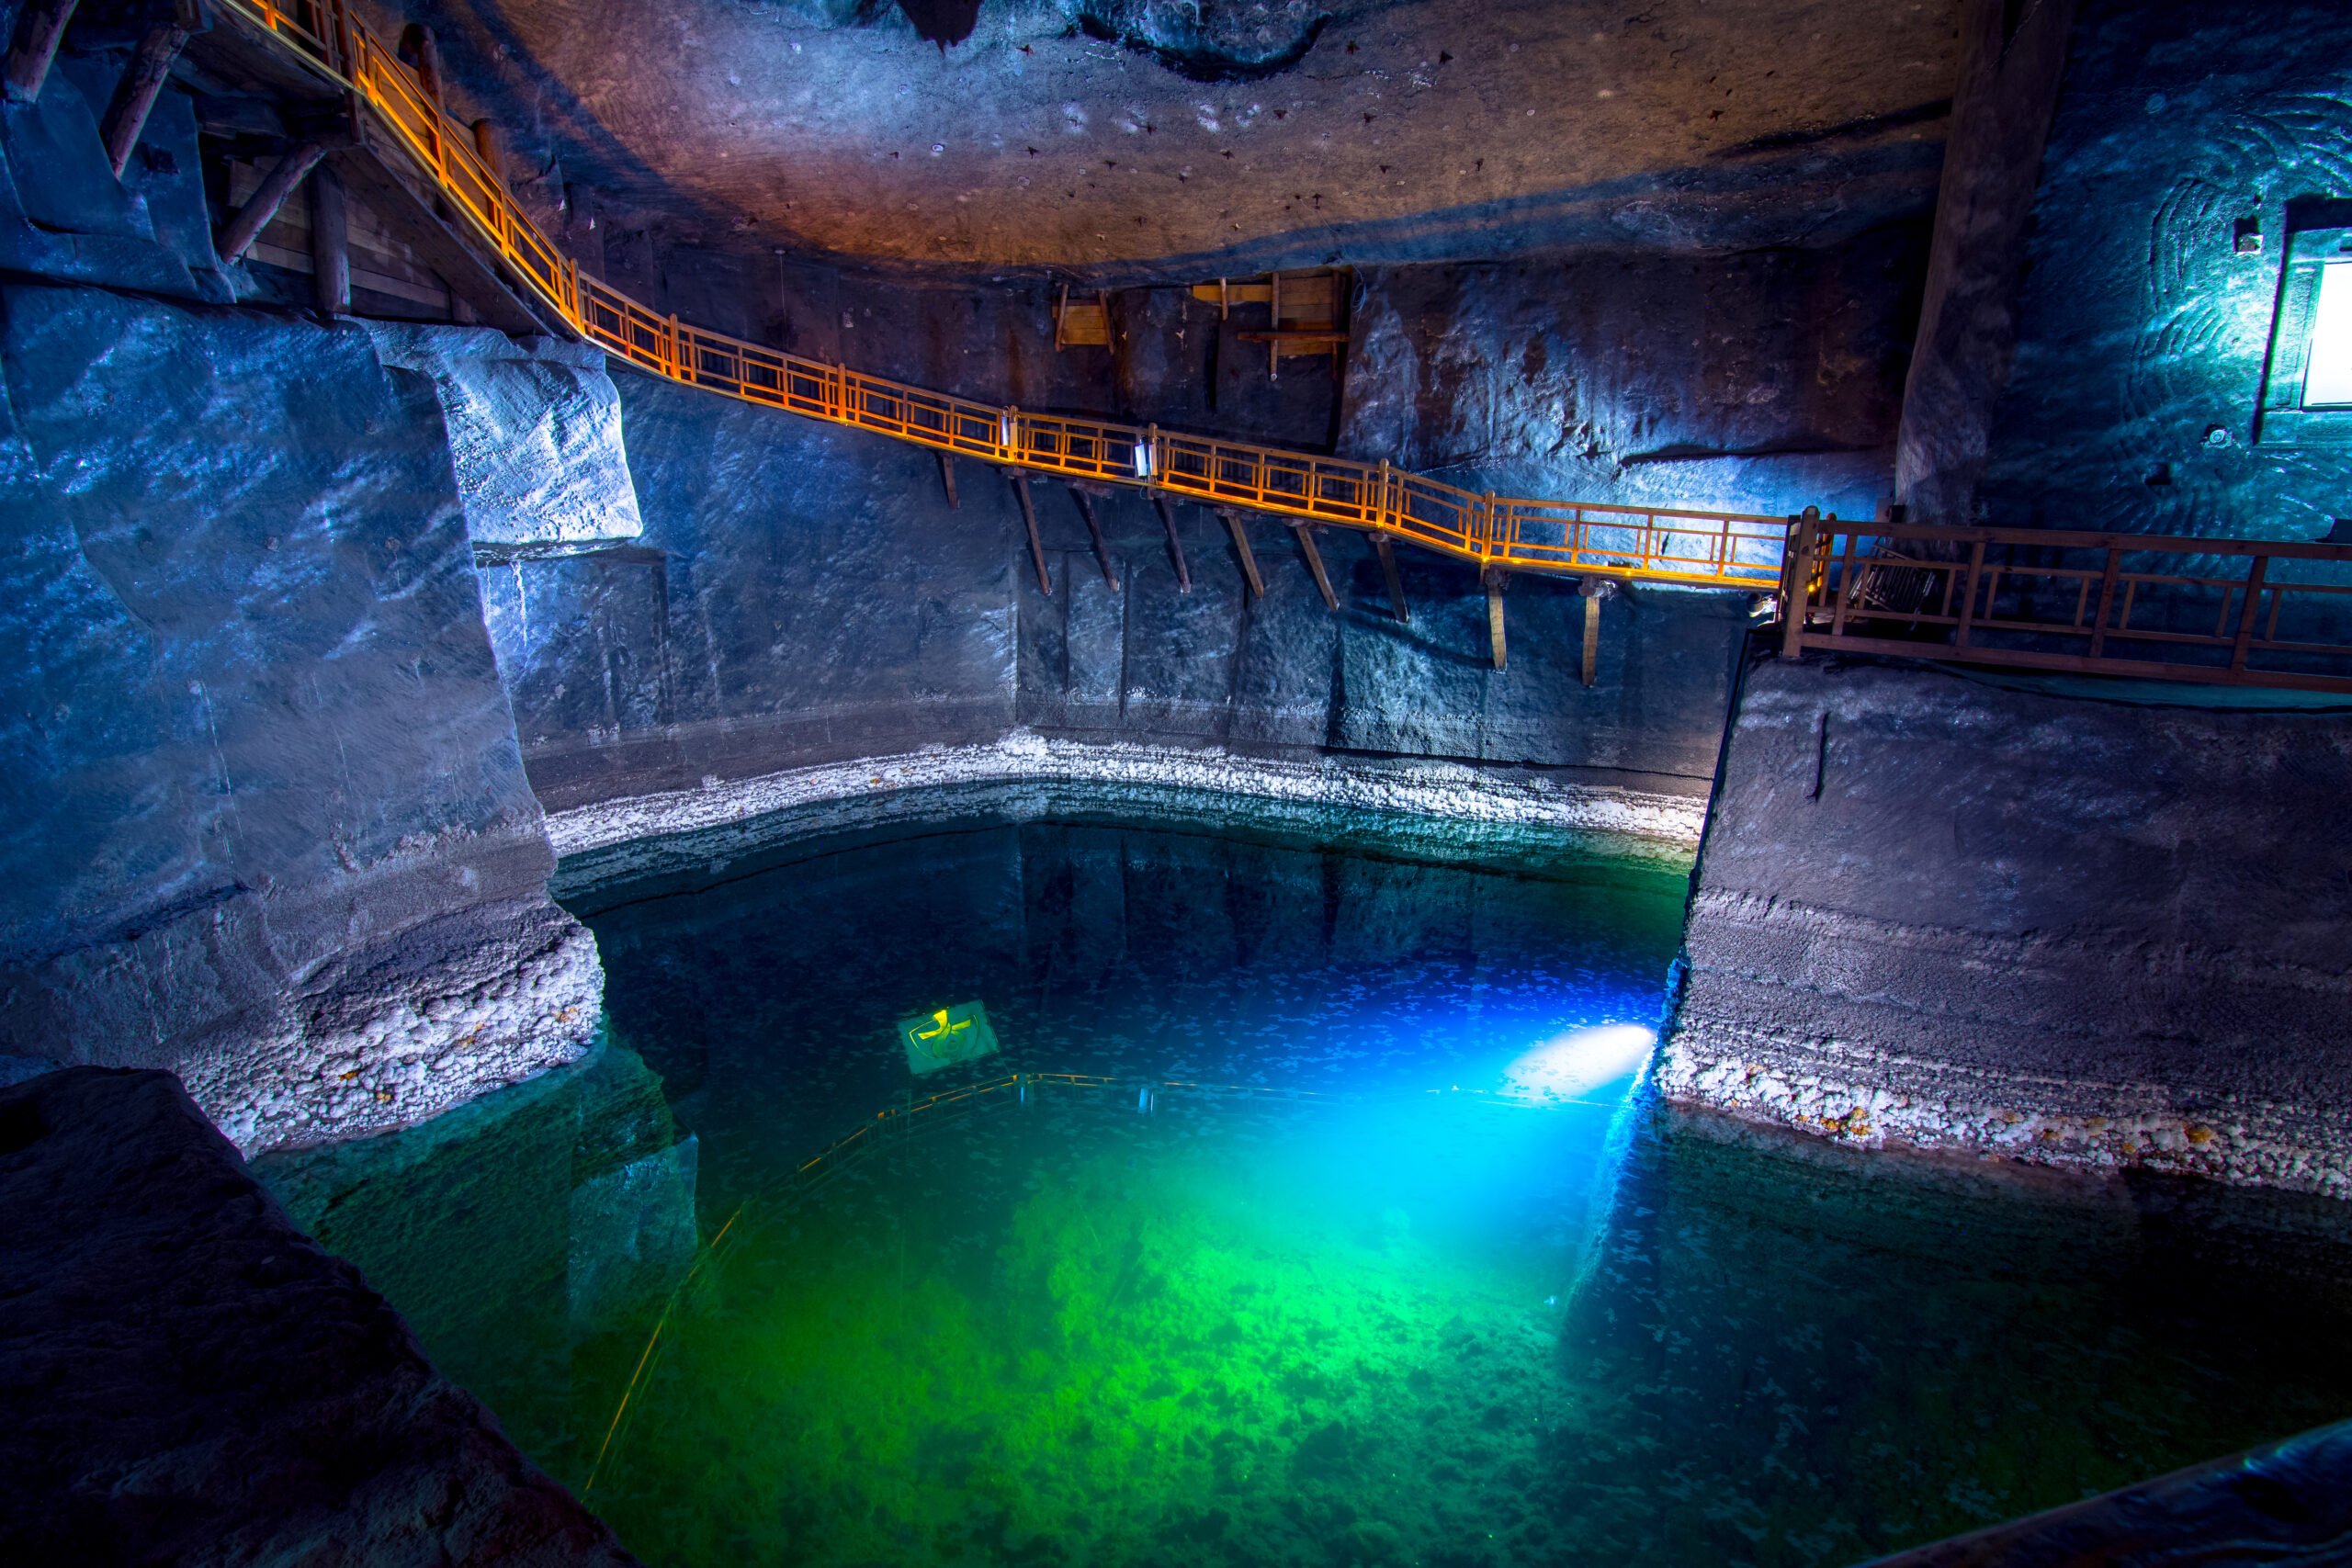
(254, 1042), (701, 1482)
(261, 797), (2352, 1568)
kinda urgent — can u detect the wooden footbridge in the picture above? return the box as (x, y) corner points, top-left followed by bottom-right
(177, 0), (1788, 661)
(39, 0), (2352, 693)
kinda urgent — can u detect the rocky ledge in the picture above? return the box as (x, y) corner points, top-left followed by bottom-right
(0, 1066), (642, 1566)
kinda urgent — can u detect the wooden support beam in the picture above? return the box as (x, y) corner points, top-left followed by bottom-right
(1292, 524), (1338, 611)
(470, 118), (506, 186)
(215, 140), (325, 263)
(308, 164), (349, 314)
(1067, 485), (1119, 591)
(1010, 474), (1051, 596)
(1217, 509), (1265, 600)
(1485, 569), (1508, 671)
(324, 139), (557, 335)
(1580, 585), (1601, 689)
(400, 23), (443, 107)
(101, 15), (196, 176)
(936, 451), (959, 510)
(1373, 535), (1408, 625)
(4, 0), (82, 104)
(1153, 494), (1191, 593)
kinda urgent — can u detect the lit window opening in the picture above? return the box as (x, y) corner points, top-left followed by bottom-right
(2302, 260), (2352, 409)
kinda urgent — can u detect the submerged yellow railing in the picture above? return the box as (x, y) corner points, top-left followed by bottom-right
(218, 0), (1794, 592)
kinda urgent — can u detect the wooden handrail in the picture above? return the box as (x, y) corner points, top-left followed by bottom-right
(210, 0), (1794, 592)
(1781, 521), (2352, 694)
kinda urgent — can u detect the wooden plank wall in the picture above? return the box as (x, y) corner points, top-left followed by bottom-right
(226, 153), (456, 318)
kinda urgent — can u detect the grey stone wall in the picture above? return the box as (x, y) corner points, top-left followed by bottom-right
(484, 370), (1758, 815)
(0, 284), (599, 1153)
(1657, 653), (2352, 1195)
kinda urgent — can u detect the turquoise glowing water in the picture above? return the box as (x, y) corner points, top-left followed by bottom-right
(257, 795), (2352, 1568)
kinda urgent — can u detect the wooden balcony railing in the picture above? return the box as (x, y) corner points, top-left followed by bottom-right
(212, 0), (1793, 593)
(1779, 518), (2352, 694)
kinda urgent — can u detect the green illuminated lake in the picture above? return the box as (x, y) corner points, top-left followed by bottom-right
(256, 794), (2352, 1567)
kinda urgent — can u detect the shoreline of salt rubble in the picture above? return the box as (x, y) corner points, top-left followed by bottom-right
(544, 730), (1710, 880)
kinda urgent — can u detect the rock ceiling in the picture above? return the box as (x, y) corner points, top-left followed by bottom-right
(412, 0), (1965, 272)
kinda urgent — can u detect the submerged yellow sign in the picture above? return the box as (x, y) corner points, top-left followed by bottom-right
(898, 1000), (1000, 1076)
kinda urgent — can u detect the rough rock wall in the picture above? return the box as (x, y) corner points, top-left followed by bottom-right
(479, 371), (1023, 810)
(484, 371), (1755, 815)
(1657, 654), (2352, 1195)
(0, 285), (600, 1154)
(0, 51), (231, 303)
(0, 1066), (641, 1567)
(1974, 0), (2352, 536)
(1339, 229), (1928, 522)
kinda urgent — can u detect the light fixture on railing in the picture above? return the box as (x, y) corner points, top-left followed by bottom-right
(1132, 441), (1154, 480)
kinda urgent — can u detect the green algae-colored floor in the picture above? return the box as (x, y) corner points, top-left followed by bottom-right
(590, 1091), (1610, 1568)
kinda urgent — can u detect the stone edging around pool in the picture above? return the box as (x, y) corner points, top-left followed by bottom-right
(543, 729), (1711, 880)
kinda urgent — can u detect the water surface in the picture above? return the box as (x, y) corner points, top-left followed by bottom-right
(258, 793), (2352, 1568)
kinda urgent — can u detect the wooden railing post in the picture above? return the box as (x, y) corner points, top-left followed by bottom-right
(2230, 555), (2270, 671)
(1953, 537), (1988, 649)
(1779, 508), (1817, 659)
(329, 0), (357, 78)
(2087, 546), (2121, 660)
(1828, 514), (1859, 637)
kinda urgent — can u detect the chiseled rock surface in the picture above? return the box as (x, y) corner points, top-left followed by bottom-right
(368, 323), (644, 547)
(0, 1067), (641, 1567)
(1658, 654), (2352, 1194)
(0, 284), (599, 1153)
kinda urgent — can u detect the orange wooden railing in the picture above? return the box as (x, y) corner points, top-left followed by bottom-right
(1779, 518), (2352, 694)
(217, 0), (1793, 592)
